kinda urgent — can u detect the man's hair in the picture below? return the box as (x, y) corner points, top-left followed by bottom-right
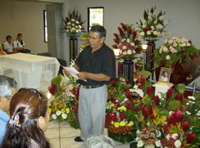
(90, 25), (106, 38)
(6, 35), (12, 41)
(0, 75), (17, 99)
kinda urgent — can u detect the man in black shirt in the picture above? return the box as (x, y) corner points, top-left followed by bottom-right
(73, 25), (115, 142)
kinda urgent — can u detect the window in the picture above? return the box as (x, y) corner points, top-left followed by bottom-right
(43, 10), (48, 43)
(88, 7), (104, 31)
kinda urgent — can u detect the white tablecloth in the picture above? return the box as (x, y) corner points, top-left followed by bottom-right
(0, 53), (60, 89)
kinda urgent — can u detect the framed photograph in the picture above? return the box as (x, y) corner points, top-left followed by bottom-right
(158, 67), (172, 83)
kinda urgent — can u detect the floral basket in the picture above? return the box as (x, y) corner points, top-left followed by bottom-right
(63, 9), (86, 37)
(112, 23), (143, 59)
(136, 6), (169, 40)
(48, 74), (80, 129)
(154, 37), (200, 85)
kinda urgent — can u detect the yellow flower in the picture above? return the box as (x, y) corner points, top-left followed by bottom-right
(118, 106), (127, 112)
(107, 101), (114, 107)
(119, 121), (126, 127)
(61, 109), (65, 113)
(111, 121), (114, 125)
(114, 122), (120, 128)
(66, 108), (70, 113)
(48, 108), (52, 113)
(128, 121), (134, 126)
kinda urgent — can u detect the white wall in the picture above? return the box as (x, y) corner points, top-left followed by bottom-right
(0, 0), (48, 54)
(66, 0), (200, 49)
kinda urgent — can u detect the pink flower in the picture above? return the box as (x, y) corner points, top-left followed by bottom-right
(186, 134), (196, 143)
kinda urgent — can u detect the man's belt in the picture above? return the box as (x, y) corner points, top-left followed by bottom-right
(82, 84), (103, 89)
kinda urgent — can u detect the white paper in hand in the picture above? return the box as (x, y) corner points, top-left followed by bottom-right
(64, 66), (79, 79)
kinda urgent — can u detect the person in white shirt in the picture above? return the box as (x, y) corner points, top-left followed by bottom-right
(13, 33), (31, 53)
(160, 70), (169, 82)
(3, 35), (17, 54)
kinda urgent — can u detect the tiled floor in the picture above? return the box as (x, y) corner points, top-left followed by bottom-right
(45, 121), (131, 148)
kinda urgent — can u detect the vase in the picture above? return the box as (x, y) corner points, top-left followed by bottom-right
(122, 57), (134, 86)
(144, 37), (158, 79)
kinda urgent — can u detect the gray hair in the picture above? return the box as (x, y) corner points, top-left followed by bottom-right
(0, 75), (17, 99)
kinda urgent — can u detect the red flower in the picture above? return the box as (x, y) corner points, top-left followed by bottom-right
(114, 100), (121, 108)
(119, 113), (126, 120)
(110, 111), (117, 121)
(141, 105), (149, 118)
(149, 103), (154, 114)
(166, 88), (173, 99)
(175, 93), (183, 103)
(48, 83), (56, 95)
(125, 100), (131, 110)
(126, 90), (132, 99)
(182, 121), (190, 131)
(112, 44), (118, 49)
(168, 110), (184, 124)
(120, 23), (127, 31)
(140, 76), (145, 85)
(146, 86), (153, 96)
(162, 124), (169, 134)
(186, 134), (196, 143)
(154, 95), (160, 106)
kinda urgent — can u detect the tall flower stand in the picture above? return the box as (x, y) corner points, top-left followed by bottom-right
(145, 38), (157, 79)
(122, 58), (134, 86)
(69, 35), (79, 60)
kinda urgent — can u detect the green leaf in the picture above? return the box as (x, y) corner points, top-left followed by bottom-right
(51, 74), (62, 85)
(176, 83), (185, 94)
(139, 70), (151, 78)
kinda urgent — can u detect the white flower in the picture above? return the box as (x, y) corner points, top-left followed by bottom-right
(162, 46), (168, 52)
(123, 51), (127, 55)
(122, 46), (127, 50)
(155, 140), (161, 147)
(127, 50), (132, 55)
(174, 140), (182, 148)
(186, 111), (191, 115)
(166, 134), (171, 140)
(130, 42), (135, 46)
(62, 113), (67, 119)
(127, 38), (130, 43)
(52, 114), (57, 119)
(142, 24), (146, 28)
(147, 31), (151, 35)
(140, 32), (145, 36)
(159, 15), (165, 20)
(172, 133), (178, 139)
(151, 26), (155, 30)
(188, 96), (196, 100)
(166, 55), (170, 60)
(153, 31), (158, 35)
(56, 111), (61, 116)
(131, 89), (144, 97)
(197, 111), (200, 116)
(137, 140), (144, 147)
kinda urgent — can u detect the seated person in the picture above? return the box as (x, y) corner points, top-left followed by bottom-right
(1, 88), (50, 148)
(13, 33), (31, 53)
(3, 35), (17, 54)
(0, 75), (17, 145)
(0, 44), (7, 55)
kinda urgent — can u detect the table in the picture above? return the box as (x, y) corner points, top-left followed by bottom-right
(0, 53), (60, 89)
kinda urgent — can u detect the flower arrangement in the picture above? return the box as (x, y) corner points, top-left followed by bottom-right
(154, 37), (199, 69)
(136, 6), (169, 40)
(63, 9), (86, 36)
(48, 74), (80, 129)
(106, 77), (138, 143)
(112, 23), (143, 59)
(136, 125), (162, 148)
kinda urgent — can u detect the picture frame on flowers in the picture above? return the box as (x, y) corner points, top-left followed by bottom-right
(158, 67), (171, 83)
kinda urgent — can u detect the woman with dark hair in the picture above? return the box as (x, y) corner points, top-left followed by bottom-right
(13, 33), (31, 53)
(1, 88), (50, 148)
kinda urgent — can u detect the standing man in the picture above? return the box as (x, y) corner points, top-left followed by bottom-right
(72, 25), (115, 142)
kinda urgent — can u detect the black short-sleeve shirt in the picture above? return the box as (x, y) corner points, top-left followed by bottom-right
(75, 43), (116, 86)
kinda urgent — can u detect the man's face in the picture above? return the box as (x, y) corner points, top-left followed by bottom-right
(7, 37), (12, 43)
(88, 32), (105, 50)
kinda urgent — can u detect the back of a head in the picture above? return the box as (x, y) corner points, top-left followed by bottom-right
(0, 75), (17, 99)
(90, 25), (106, 38)
(1, 88), (50, 148)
